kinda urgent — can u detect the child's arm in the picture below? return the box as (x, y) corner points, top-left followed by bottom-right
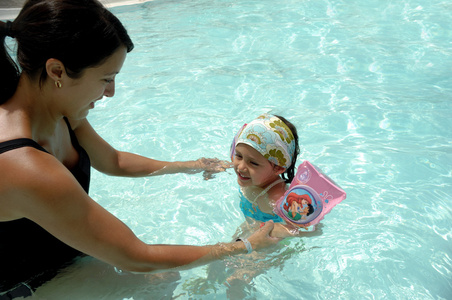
(269, 223), (324, 238)
(269, 223), (301, 238)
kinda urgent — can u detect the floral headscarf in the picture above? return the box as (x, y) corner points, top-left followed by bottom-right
(233, 114), (296, 169)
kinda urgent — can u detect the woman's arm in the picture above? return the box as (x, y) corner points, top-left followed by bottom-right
(3, 150), (278, 273)
(71, 118), (230, 177)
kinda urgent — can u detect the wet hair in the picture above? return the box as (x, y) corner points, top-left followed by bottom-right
(275, 115), (300, 184)
(0, 0), (134, 104)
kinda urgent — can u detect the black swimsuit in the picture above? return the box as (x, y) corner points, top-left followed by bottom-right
(0, 118), (91, 296)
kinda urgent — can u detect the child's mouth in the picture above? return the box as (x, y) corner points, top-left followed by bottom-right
(237, 172), (250, 181)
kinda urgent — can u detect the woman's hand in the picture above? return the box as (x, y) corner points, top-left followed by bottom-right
(246, 221), (281, 251)
(194, 157), (232, 180)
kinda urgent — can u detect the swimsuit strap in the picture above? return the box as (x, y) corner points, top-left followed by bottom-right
(0, 118), (75, 155)
(253, 177), (285, 203)
(0, 138), (49, 154)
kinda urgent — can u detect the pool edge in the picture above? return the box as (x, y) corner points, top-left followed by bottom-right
(0, 0), (154, 20)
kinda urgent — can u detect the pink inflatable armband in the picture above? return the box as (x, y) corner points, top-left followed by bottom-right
(274, 161), (346, 230)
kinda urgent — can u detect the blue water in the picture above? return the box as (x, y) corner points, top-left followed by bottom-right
(15, 0), (452, 298)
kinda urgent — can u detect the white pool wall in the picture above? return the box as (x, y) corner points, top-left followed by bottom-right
(0, 0), (154, 20)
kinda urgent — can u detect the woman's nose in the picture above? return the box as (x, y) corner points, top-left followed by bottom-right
(104, 81), (115, 97)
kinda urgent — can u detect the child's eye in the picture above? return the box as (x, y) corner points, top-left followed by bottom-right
(104, 78), (114, 84)
(250, 161), (259, 166)
(235, 153), (242, 159)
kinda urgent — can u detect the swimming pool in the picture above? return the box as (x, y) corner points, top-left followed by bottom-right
(12, 0), (452, 298)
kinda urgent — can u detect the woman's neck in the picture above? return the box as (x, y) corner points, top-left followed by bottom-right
(4, 74), (62, 140)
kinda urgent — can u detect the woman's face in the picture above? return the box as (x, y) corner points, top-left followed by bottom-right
(233, 143), (279, 189)
(62, 46), (127, 119)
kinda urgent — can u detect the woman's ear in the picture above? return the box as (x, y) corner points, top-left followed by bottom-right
(273, 165), (286, 176)
(45, 58), (65, 82)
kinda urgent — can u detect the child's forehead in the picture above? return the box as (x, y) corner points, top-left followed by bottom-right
(236, 143), (267, 160)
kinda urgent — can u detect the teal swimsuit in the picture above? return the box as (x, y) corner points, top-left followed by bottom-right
(239, 187), (284, 223)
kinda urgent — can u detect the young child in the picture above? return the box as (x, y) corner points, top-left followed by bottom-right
(184, 114), (311, 296)
(231, 113), (303, 238)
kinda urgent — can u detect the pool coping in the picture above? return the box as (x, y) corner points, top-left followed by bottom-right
(0, 0), (153, 20)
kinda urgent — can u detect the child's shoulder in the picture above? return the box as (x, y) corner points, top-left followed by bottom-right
(266, 183), (289, 202)
(241, 181), (288, 203)
(240, 186), (263, 201)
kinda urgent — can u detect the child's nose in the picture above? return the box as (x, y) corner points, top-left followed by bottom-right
(238, 161), (247, 171)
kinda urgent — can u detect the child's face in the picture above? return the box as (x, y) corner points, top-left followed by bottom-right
(233, 144), (281, 189)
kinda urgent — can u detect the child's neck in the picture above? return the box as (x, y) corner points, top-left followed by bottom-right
(262, 177), (286, 201)
(241, 177), (287, 215)
(244, 177), (286, 203)
(260, 177), (285, 194)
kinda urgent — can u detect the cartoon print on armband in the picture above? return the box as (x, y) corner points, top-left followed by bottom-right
(282, 193), (314, 221)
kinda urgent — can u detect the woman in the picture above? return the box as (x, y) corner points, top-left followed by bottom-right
(0, 0), (279, 297)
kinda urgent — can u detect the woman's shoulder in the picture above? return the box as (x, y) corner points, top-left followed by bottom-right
(0, 145), (75, 195)
(1, 146), (53, 187)
(0, 147), (86, 220)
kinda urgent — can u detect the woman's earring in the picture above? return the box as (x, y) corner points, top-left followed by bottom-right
(55, 81), (62, 88)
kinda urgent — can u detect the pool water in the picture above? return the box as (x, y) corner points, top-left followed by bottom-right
(21, 0), (452, 298)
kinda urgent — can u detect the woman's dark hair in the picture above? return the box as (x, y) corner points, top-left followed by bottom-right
(0, 0), (134, 104)
(275, 115), (300, 184)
